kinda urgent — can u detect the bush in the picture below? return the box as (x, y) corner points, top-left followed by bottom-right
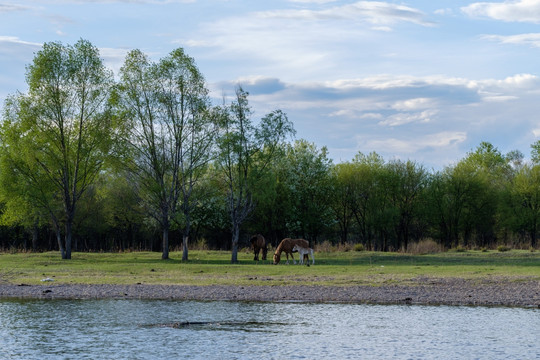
(407, 239), (441, 255)
(497, 245), (511, 252)
(354, 243), (364, 252)
(315, 241), (333, 253)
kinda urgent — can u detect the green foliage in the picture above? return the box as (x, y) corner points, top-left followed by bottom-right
(354, 243), (364, 252)
(3, 41), (540, 255)
(0, 39), (116, 259)
(497, 245), (511, 252)
(276, 140), (333, 241)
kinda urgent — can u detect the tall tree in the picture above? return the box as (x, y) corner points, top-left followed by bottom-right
(384, 160), (428, 251)
(0, 39), (115, 259)
(217, 87), (294, 263)
(507, 164), (540, 248)
(460, 142), (509, 247)
(278, 140), (333, 242)
(350, 152), (387, 250)
(117, 48), (216, 260)
(330, 162), (356, 244)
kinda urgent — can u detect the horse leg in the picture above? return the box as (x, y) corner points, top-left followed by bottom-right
(253, 248), (258, 261)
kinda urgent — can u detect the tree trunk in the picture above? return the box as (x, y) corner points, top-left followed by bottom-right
(182, 234), (189, 261)
(231, 223), (239, 264)
(65, 221), (72, 260)
(162, 227), (169, 260)
(32, 220), (39, 251)
(182, 211), (191, 261)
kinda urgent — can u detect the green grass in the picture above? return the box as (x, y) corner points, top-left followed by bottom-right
(1, 249), (539, 287)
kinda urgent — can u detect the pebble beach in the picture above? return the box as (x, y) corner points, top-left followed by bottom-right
(1, 277), (539, 308)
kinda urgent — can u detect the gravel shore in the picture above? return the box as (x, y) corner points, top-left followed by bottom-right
(1, 277), (539, 307)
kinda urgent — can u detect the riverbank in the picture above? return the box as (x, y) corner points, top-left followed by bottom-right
(1, 277), (539, 307)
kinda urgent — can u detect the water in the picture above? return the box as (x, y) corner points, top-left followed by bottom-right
(1, 300), (539, 360)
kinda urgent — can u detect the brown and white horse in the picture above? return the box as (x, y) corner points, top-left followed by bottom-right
(292, 244), (315, 265)
(273, 238), (309, 264)
(249, 234), (267, 261)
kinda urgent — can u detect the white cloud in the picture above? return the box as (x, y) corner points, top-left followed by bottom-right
(378, 110), (437, 127)
(35, 0), (195, 3)
(392, 97), (435, 111)
(260, 1), (435, 27)
(483, 73), (540, 89)
(0, 36), (42, 48)
(434, 8), (453, 16)
(481, 33), (540, 47)
(462, 0), (540, 23)
(0, 4), (29, 13)
(360, 131), (467, 154)
(288, 0), (337, 3)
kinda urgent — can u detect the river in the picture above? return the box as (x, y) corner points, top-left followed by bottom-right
(1, 299), (539, 359)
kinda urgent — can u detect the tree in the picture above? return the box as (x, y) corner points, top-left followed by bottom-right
(117, 48), (216, 260)
(531, 140), (540, 165)
(460, 142), (509, 247)
(0, 39), (115, 259)
(426, 162), (488, 248)
(384, 160), (428, 251)
(217, 87), (294, 263)
(349, 152), (387, 250)
(507, 164), (540, 248)
(330, 162), (356, 244)
(278, 140), (334, 242)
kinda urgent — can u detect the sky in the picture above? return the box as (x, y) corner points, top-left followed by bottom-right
(2, 0), (540, 170)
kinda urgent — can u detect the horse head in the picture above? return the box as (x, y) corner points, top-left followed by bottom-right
(273, 252), (280, 265)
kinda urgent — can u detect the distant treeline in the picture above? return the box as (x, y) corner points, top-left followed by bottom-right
(2, 40), (540, 258)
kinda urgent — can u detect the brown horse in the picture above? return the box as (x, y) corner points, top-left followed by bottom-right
(273, 238), (309, 264)
(249, 234), (267, 261)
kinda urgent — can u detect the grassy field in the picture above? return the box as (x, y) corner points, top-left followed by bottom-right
(1, 249), (539, 287)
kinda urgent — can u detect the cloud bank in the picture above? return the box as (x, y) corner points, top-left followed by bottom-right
(463, 0), (540, 23)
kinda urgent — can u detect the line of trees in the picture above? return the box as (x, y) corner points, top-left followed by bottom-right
(1, 40), (540, 259)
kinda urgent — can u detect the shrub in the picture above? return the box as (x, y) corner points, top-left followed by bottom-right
(338, 242), (355, 252)
(497, 245), (511, 252)
(455, 245), (466, 253)
(354, 243), (364, 252)
(315, 241), (333, 253)
(407, 239), (441, 255)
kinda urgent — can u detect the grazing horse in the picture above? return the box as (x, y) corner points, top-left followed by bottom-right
(292, 244), (315, 265)
(273, 238), (309, 265)
(249, 234), (267, 261)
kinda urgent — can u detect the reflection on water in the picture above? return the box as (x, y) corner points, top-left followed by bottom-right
(0, 299), (539, 359)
